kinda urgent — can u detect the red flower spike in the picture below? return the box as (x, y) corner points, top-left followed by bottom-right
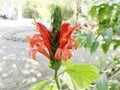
(28, 19), (79, 62)
(55, 48), (62, 61)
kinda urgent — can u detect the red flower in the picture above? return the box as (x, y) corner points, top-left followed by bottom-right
(27, 20), (79, 62)
(27, 20), (51, 61)
(55, 22), (78, 61)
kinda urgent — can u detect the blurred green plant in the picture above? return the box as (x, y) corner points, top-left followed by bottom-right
(22, 0), (74, 20)
(76, 3), (120, 54)
(22, 0), (39, 18)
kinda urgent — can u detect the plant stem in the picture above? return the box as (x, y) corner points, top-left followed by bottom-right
(55, 69), (60, 90)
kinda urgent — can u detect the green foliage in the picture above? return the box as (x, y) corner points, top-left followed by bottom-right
(76, 37), (83, 47)
(89, 3), (120, 29)
(29, 80), (48, 90)
(96, 74), (108, 90)
(101, 28), (113, 53)
(96, 56), (120, 89)
(62, 6), (74, 20)
(90, 41), (99, 53)
(62, 59), (73, 66)
(65, 64), (99, 89)
(101, 28), (113, 43)
(82, 32), (95, 48)
(79, 3), (120, 54)
(60, 73), (75, 90)
(80, 32), (100, 53)
(22, 0), (74, 19)
(89, 3), (120, 26)
(89, 5), (98, 19)
(109, 83), (119, 90)
(112, 39), (120, 50)
(22, 0), (39, 18)
(101, 43), (110, 54)
(44, 84), (58, 90)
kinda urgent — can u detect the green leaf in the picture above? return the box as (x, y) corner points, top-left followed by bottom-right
(77, 37), (83, 47)
(60, 73), (75, 90)
(113, 43), (120, 50)
(96, 74), (108, 90)
(82, 32), (94, 48)
(29, 80), (48, 90)
(101, 28), (113, 43)
(62, 59), (73, 66)
(90, 41), (99, 53)
(101, 28), (113, 53)
(99, 3), (109, 8)
(89, 6), (98, 19)
(99, 3), (109, 20)
(44, 84), (58, 90)
(107, 28), (113, 43)
(101, 30), (107, 38)
(110, 83), (119, 90)
(65, 64), (99, 89)
(112, 39), (120, 50)
(113, 27), (120, 34)
(101, 43), (110, 53)
(98, 7), (106, 22)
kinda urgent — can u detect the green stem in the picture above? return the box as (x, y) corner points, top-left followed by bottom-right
(55, 69), (60, 90)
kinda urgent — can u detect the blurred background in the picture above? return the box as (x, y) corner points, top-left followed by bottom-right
(0, 0), (120, 90)
(0, 0), (76, 20)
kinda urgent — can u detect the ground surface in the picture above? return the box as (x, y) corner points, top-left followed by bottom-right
(0, 18), (119, 90)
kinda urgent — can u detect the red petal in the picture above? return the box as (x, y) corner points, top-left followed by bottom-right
(55, 48), (62, 61)
(43, 39), (52, 50)
(34, 18), (50, 39)
(37, 44), (50, 59)
(62, 48), (72, 61)
(60, 22), (70, 38)
(36, 23), (50, 38)
(40, 49), (50, 59)
(66, 49), (72, 59)
(29, 49), (37, 61)
(62, 48), (68, 61)
(30, 34), (40, 48)
(26, 36), (31, 42)
(67, 38), (73, 49)
(59, 23), (78, 48)
(59, 37), (68, 48)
